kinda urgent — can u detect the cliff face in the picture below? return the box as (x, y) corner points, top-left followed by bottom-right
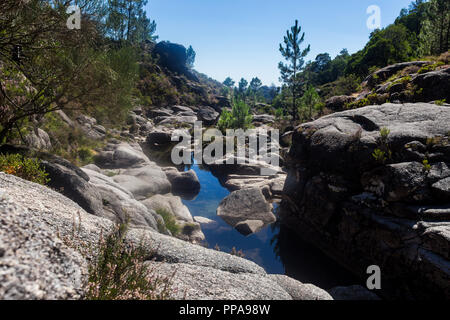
(282, 103), (450, 299)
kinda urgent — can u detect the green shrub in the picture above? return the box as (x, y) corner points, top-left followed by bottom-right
(422, 158), (431, 172)
(0, 153), (49, 185)
(86, 223), (173, 300)
(372, 148), (388, 164)
(78, 147), (95, 166)
(372, 127), (392, 164)
(435, 99), (446, 106)
(156, 208), (181, 236)
(217, 99), (253, 132)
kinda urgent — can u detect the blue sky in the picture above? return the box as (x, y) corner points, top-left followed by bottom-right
(147, 0), (414, 86)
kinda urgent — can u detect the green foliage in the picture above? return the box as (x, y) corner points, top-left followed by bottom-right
(346, 24), (417, 76)
(372, 127), (392, 164)
(217, 100), (253, 132)
(186, 45), (196, 68)
(435, 99), (447, 106)
(422, 158), (431, 172)
(0, 153), (49, 185)
(156, 208), (181, 236)
(417, 61), (445, 74)
(279, 20), (311, 121)
(298, 85), (322, 120)
(418, 0), (450, 55)
(372, 148), (389, 164)
(86, 223), (173, 300)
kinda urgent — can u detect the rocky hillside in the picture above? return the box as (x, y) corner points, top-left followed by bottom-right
(325, 57), (450, 112)
(282, 102), (450, 299)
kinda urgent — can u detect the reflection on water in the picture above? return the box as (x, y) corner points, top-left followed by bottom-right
(182, 162), (285, 274)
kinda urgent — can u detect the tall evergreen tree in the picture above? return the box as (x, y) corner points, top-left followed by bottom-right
(279, 20), (310, 121)
(186, 45), (196, 68)
(419, 0), (450, 55)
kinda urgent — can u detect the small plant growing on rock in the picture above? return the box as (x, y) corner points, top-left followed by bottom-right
(422, 158), (431, 172)
(156, 208), (181, 236)
(0, 153), (49, 185)
(435, 99), (446, 106)
(86, 223), (174, 300)
(372, 128), (392, 164)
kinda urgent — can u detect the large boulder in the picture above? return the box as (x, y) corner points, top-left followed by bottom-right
(82, 168), (159, 230)
(163, 167), (201, 198)
(197, 106), (220, 126)
(95, 142), (150, 169)
(112, 165), (171, 200)
(217, 187), (276, 235)
(282, 103), (450, 299)
(412, 67), (450, 102)
(154, 41), (188, 74)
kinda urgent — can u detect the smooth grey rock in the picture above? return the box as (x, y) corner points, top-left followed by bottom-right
(268, 275), (333, 300)
(113, 165), (171, 200)
(141, 194), (193, 222)
(217, 188), (275, 233)
(235, 220), (265, 236)
(82, 168), (158, 230)
(144, 262), (292, 300)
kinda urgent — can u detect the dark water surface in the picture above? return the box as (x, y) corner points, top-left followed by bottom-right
(182, 162), (285, 274)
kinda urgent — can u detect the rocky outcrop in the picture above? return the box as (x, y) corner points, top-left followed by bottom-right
(0, 172), (329, 300)
(364, 61), (431, 88)
(24, 128), (52, 151)
(282, 103), (450, 299)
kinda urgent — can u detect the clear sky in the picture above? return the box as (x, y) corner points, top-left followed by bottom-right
(147, 0), (414, 86)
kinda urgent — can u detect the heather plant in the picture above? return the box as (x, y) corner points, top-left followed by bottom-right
(86, 223), (174, 300)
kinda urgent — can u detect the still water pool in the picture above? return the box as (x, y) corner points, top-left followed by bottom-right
(182, 163), (285, 274)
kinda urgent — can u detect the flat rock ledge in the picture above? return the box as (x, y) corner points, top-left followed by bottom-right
(0, 173), (330, 300)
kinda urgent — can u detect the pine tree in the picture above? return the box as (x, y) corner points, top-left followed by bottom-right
(279, 20), (310, 122)
(418, 0), (449, 55)
(186, 46), (196, 68)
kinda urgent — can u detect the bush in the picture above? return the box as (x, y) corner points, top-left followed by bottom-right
(0, 153), (49, 185)
(86, 223), (173, 300)
(217, 99), (253, 132)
